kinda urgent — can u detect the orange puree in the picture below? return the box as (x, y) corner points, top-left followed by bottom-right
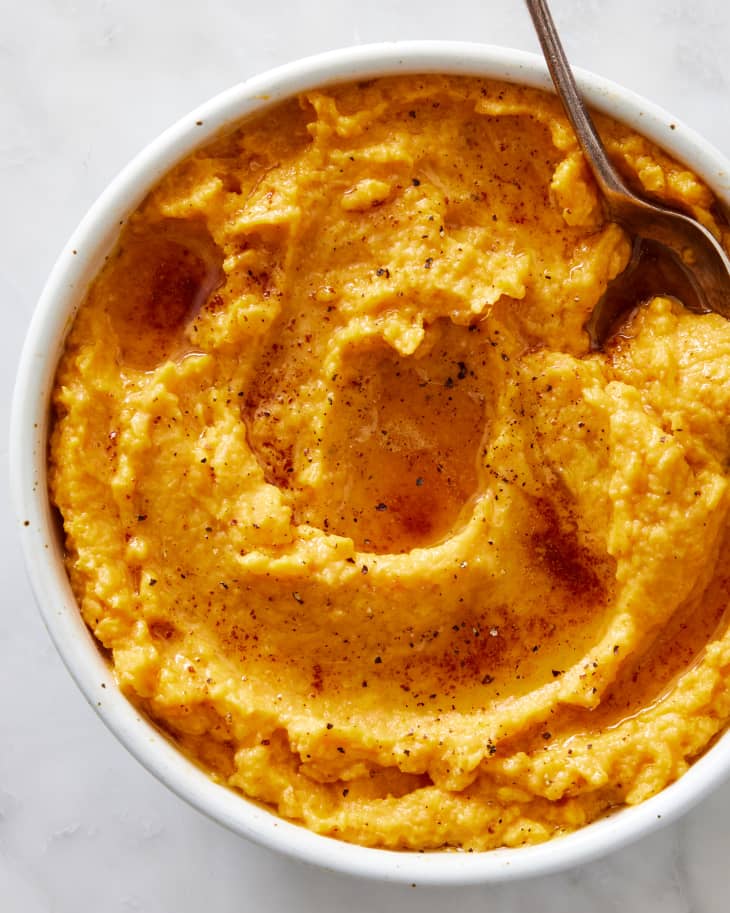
(49, 76), (730, 851)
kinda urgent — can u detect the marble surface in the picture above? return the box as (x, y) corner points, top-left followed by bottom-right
(2, 0), (730, 909)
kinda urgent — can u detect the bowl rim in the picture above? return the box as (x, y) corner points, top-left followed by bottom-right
(10, 40), (730, 885)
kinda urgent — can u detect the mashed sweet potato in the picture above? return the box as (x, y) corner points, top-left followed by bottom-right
(49, 75), (730, 850)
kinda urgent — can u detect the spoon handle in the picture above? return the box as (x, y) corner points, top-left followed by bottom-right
(525, 0), (629, 204)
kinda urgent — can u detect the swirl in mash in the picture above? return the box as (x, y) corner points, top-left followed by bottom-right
(50, 76), (730, 850)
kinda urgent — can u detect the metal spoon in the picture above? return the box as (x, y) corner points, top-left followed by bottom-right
(525, 0), (730, 349)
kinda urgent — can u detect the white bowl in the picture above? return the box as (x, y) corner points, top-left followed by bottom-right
(11, 41), (730, 885)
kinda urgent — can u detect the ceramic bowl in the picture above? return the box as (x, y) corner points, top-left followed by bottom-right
(11, 41), (730, 884)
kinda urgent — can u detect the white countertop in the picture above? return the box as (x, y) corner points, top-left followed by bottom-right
(2, 1), (729, 910)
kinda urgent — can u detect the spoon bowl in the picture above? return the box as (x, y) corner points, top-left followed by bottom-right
(527, 0), (730, 348)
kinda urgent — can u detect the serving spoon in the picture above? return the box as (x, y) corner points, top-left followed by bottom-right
(525, 0), (730, 349)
